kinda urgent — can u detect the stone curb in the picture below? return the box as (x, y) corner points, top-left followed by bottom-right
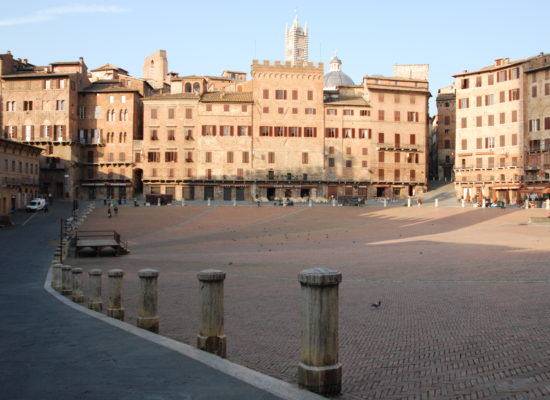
(43, 266), (327, 400)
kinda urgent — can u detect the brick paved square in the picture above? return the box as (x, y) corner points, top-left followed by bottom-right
(70, 204), (550, 399)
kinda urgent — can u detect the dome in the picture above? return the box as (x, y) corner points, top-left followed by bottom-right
(324, 56), (354, 88)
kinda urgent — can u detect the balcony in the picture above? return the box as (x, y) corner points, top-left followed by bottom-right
(376, 142), (421, 152)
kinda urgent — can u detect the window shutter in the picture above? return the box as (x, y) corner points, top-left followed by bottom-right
(314, 127), (317, 137)
(299, 127), (302, 137)
(40, 125), (44, 138)
(284, 90), (287, 100)
(529, 120), (532, 132)
(230, 126), (234, 136)
(284, 127), (288, 137)
(248, 126), (252, 136)
(30, 126), (34, 140)
(213, 126), (217, 136)
(269, 126), (273, 137)
(202, 126), (206, 136)
(335, 128), (339, 138)
(352, 128), (356, 138)
(325, 128), (329, 137)
(13, 126), (17, 139)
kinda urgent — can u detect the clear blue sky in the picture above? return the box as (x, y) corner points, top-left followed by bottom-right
(2, 0), (549, 112)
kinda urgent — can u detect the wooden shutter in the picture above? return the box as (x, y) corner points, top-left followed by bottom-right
(269, 126), (273, 137)
(352, 128), (355, 138)
(230, 126), (234, 136)
(313, 128), (317, 137)
(213, 126), (216, 136)
(335, 128), (339, 138)
(30, 126), (34, 140)
(284, 127), (288, 137)
(248, 126), (252, 136)
(298, 127), (302, 137)
(202, 126), (206, 136)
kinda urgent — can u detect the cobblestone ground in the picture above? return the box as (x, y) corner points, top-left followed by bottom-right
(70, 204), (550, 399)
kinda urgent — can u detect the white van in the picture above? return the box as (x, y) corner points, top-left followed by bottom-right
(26, 198), (46, 212)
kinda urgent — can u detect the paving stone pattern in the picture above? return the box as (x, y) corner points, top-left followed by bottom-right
(71, 204), (550, 399)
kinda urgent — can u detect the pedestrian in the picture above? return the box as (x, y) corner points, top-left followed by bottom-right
(114, 205), (118, 216)
(43, 203), (49, 213)
(256, 194), (260, 207)
(48, 193), (53, 205)
(107, 207), (112, 218)
(417, 197), (423, 206)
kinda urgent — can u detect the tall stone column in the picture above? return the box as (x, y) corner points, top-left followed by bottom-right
(70, 267), (84, 303)
(197, 269), (226, 357)
(61, 265), (73, 296)
(298, 267), (342, 395)
(88, 269), (103, 312)
(137, 269), (159, 333)
(107, 269), (124, 320)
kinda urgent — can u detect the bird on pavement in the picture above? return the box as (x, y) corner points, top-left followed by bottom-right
(371, 301), (381, 308)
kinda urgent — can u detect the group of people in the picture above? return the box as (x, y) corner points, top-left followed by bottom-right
(107, 205), (118, 218)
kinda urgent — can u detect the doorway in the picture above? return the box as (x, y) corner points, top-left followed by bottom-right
(267, 188), (276, 200)
(223, 187), (232, 201)
(133, 169), (143, 196)
(204, 185), (214, 200)
(236, 187), (245, 201)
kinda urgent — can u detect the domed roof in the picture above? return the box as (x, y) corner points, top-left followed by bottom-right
(324, 55), (354, 88)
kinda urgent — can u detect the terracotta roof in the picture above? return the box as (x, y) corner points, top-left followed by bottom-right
(50, 61), (81, 65)
(179, 75), (205, 79)
(205, 76), (232, 81)
(0, 138), (43, 152)
(80, 83), (139, 94)
(200, 92), (253, 103)
(324, 97), (369, 106)
(366, 84), (430, 94)
(91, 63), (128, 73)
(436, 93), (455, 101)
(453, 56), (534, 77)
(143, 92), (200, 101)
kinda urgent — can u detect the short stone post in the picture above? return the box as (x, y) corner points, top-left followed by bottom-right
(435, 198), (439, 207)
(51, 263), (63, 291)
(70, 267), (84, 303)
(61, 265), (73, 296)
(137, 269), (159, 333)
(331, 198), (336, 207)
(407, 197), (411, 207)
(207, 198), (211, 207)
(107, 269), (124, 320)
(383, 198), (387, 207)
(461, 199), (465, 208)
(88, 269), (103, 312)
(482, 198), (486, 208)
(182, 199), (186, 207)
(157, 198), (161, 206)
(197, 269), (226, 358)
(233, 199), (237, 207)
(546, 199), (549, 210)
(308, 199), (312, 208)
(298, 268), (342, 395)
(525, 199), (529, 209)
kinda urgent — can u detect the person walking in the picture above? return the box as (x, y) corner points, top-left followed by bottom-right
(107, 207), (112, 218)
(43, 203), (49, 213)
(48, 193), (53, 205)
(114, 205), (118, 216)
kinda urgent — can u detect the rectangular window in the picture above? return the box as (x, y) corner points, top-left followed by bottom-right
(512, 134), (518, 146)
(304, 127), (315, 137)
(202, 125), (216, 136)
(168, 108), (175, 119)
(221, 125), (232, 136)
(343, 109), (354, 116)
(289, 127), (299, 137)
(302, 152), (308, 164)
(444, 116), (450, 125)
(205, 152), (212, 163)
(360, 110), (370, 116)
(327, 109), (337, 115)
(461, 78), (469, 89)
(394, 169), (400, 180)
(509, 89), (520, 101)
(407, 112), (419, 122)
(529, 119), (541, 132)
(343, 128), (353, 138)
(511, 110), (518, 122)
(151, 108), (158, 119)
(242, 151), (249, 163)
(307, 90), (313, 101)
(378, 132), (384, 143)
(476, 76), (482, 87)
(165, 151), (178, 162)
(263, 89), (269, 99)
(459, 98), (469, 109)
(487, 137), (495, 148)
(242, 105), (247, 112)
(147, 151), (160, 162)
(500, 112), (506, 124)
(292, 108), (298, 114)
(476, 138), (482, 149)
(237, 126), (249, 136)
(545, 83), (550, 96)
(476, 96), (482, 107)
(275, 90), (286, 100)
(485, 94), (494, 105)
(328, 146), (335, 155)
(345, 160), (352, 168)
(237, 168), (244, 179)
(499, 91), (506, 103)
(545, 117), (550, 130)
(274, 127), (284, 137)
(278, 107), (284, 114)
(394, 111), (401, 121)
(185, 151), (193, 162)
(499, 135), (506, 147)
(150, 129), (158, 141)
(488, 115), (494, 126)
(206, 104), (212, 111)
(378, 151), (385, 162)
(476, 158), (483, 168)
(167, 129), (175, 140)
(359, 129), (370, 139)
(260, 126), (270, 137)
(378, 110), (385, 121)
(488, 157), (495, 168)
(305, 108), (316, 115)
(268, 152), (275, 164)
(532, 85), (538, 98)
(328, 158), (335, 167)
(224, 105), (230, 112)
(292, 90), (298, 100)
(410, 134), (416, 145)
(394, 152), (400, 162)
(346, 147), (352, 155)
(362, 160), (368, 168)
(461, 139), (467, 150)
(185, 108), (192, 119)
(378, 169), (384, 180)
(185, 128), (194, 140)
(263, 107), (269, 113)
(56, 100), (65, 111)
(362, 148), (368, 156)
(461, 118), (467, 128)
(227, 151), (234, 163)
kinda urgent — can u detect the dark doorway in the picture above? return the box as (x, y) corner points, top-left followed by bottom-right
(328, 185), (338, 198)
(184, 186), (195, 201)
(444, 166), (452, 180)
(408, 185), (414, 196)
(300, 188), (310, 198)
(236, 187), (245, 201)
(267, 188), (276, 200)
(88, 187), (96, 200)
(376, 187), (386, 197)
(55, 182), (64, 198)
(133, 169), (143, 196)
(204, 185), (214, 200)
(223, 187), (232, 201)
(345, 186), (353, 195)
(284, 189), (292, 198)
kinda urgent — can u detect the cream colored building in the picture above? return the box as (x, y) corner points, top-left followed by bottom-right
(453, 55), (550, 203)
(0, 138), (41, 214)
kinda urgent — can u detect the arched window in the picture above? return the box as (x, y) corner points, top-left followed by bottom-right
(124, 110), (128, 121)
(119, 109), (124, 120)
(193, 83), (200, 93)
(185, 82), (192, 93)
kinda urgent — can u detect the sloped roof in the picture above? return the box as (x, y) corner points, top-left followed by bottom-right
(91, 63), (129, 74)
(200, 92), (253, 103)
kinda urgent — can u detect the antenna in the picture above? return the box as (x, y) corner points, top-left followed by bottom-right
(254, 40), (257, 59)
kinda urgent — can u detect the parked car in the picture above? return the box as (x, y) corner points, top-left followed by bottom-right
(26, 198), (46, 212)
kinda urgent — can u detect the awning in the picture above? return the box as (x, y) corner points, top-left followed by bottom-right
(257, 184), (317, 188)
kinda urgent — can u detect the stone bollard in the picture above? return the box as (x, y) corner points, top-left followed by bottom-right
(197, 269), (226, 358)
(88, 269), (103, 312)
(525, 199), (529, 209)
(71, 267), (84, 303)
(331, 198), (336, 207)
(407, 197), (411, 207)
(233, 199), (237, 207)
(309, 199), (312, 208)
(182, 199), (186, 207)
(61, 265), (73, 296)
(383, 198), (387, 207)
(298, 268), (342, 395)
(107, 269), (124, 320)
(461, 199), (465, 208)
(482, 198), (486, 208)
(546, 199), (550, 210)
(52, 263), (63, 291)
(137, 269), (160, 333)
(435, 198), (439, 207)
(157, 198), (161, 206)
(207, 198), (211, 207)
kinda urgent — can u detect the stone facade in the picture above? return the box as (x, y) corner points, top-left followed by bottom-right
(453, 56), (545, 203)
(435, 85), (456, 181)
(285, 16), (309, 66)
(0, 138), (41, 214)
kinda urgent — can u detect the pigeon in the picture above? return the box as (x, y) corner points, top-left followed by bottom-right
(371, 301), (381, 308)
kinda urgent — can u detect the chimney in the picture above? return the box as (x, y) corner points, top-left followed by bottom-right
(495, 58), (503, 66)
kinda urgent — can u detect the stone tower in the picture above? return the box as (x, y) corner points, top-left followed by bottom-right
(143, 50), (168, 90)
(285, 15), (308, 66)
